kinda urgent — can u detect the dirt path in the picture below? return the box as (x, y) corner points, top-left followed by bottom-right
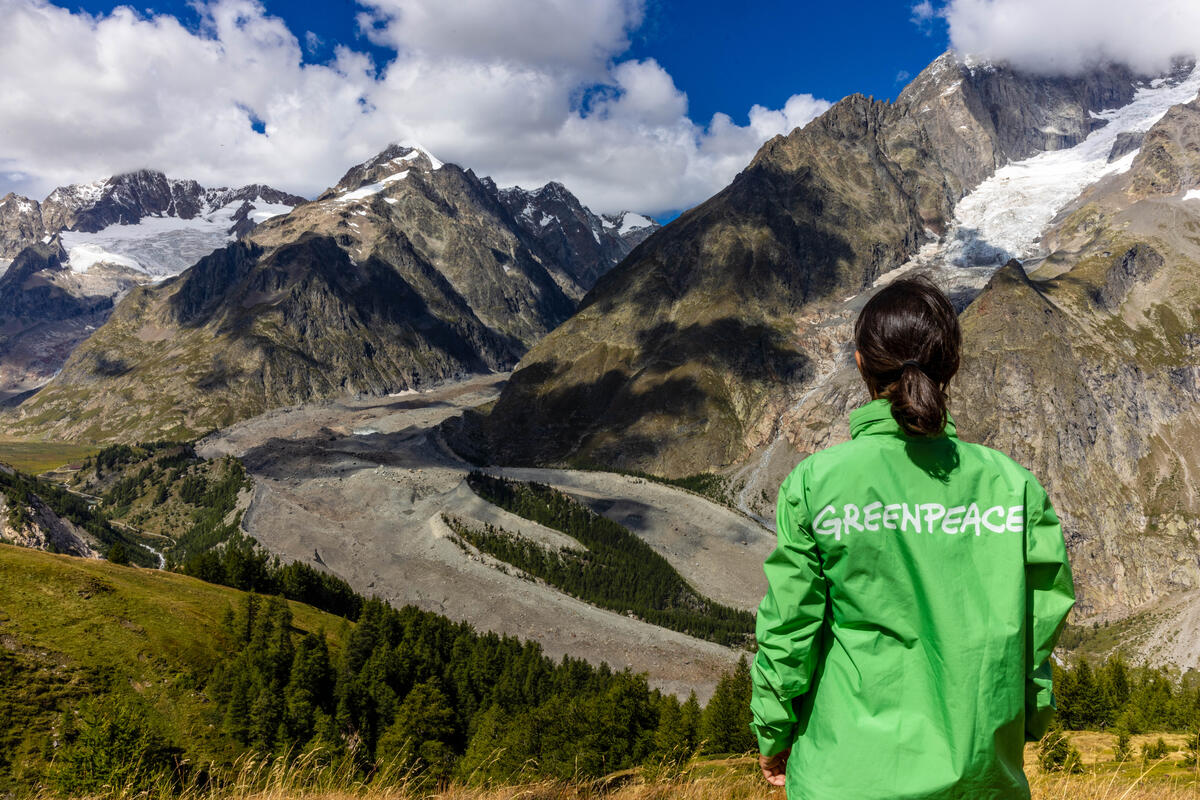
(198, 374), (775, 700)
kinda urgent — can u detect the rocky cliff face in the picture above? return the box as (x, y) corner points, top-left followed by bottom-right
(0, 239), (121, 402)
(2, 146), (618, 440)
(486, 179), (659, 290)
(465, 52), (1142, 474)
(0, 194), (45, 260)
(0, 465), (99, 557)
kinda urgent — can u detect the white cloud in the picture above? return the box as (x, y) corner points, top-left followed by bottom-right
(0, 0), (831, 216)
(943, 0), (1200, 75)
(910, 0), (936, 32)
(357, 0), (642, 73)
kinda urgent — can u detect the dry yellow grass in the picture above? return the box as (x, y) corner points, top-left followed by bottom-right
(49, 733), (1200, 800)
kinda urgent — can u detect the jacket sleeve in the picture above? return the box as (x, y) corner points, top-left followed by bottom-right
(1023, 477), (1075, 742)
(750, 467), (828, 756)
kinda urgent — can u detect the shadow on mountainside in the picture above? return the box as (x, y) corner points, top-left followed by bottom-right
(584, 161), (862, 320)
(239, 425), (452, 482)
(450, 316), (813, 470)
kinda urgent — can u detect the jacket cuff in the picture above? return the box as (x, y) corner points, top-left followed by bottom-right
(752, 721), (795, 757)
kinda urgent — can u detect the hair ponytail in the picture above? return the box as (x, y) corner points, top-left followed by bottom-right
(853, 275), (960, 437)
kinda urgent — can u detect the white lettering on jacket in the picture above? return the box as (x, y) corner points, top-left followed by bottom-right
(811, 503), (1023, 539)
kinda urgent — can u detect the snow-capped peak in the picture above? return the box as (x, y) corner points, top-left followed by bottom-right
(397, 142), (443, 170)
(601, 211), (657, 236)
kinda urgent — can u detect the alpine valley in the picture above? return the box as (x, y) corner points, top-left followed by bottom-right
(3, 47), (1200, 781)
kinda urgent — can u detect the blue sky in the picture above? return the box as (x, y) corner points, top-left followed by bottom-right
(626, 1), (950, 121)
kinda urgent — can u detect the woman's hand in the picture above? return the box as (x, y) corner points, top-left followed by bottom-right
(759, 748), (790, 786)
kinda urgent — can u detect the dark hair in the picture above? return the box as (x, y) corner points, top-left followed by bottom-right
(853, 275), (961, 437)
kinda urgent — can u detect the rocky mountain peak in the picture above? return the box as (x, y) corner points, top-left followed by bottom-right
(326, 143), (445, 198)
(488, 180), (660, 290)
(0, 193), (45, 260)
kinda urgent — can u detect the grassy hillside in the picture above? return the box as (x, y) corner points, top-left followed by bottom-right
(0, 439), (98, 475)
(0, 544), (347, 792)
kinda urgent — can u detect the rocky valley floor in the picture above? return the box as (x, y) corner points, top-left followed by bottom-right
(197, 373), (775, 701)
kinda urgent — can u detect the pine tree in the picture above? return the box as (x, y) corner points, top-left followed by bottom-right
(1100, 655), (1131, 711)
(376, 680), (458, 781)
(701, 657), (755, 754)
(106, 542), (129, 565)
(680, 691), (702, 752)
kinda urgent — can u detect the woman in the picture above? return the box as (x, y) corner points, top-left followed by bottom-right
(750, 276), (1074, 799)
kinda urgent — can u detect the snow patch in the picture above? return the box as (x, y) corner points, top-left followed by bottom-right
(393, 143), (444, 170)
(59, 199), (294, 276)
(618, 213), (655, 235)
(64, 243), (143, 273)
(336, 170), (409, 203)
(1183, 189), (1200, 202)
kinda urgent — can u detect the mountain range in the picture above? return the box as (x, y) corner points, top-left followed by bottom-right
(0, 145), (657, 439)
(0, 173), (306, 401)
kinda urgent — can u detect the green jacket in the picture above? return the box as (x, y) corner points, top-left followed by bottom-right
(750, 398), (1075, 799)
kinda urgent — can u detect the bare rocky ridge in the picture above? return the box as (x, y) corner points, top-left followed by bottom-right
(0, 193), (45, 261)
(197, 374), (773, 700)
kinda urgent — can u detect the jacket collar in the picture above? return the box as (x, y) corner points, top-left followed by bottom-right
(848, 397), (957, 440)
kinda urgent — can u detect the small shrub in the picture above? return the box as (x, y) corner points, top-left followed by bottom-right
(1183, 730), (1200, 767)
(1142, 736), (1170, 764)
(1113, 725), (1132, 763)
(1038, 724), (1082, 773)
